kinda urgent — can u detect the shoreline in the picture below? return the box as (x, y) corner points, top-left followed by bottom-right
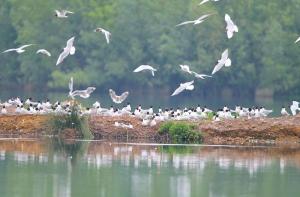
(0, 114), (299, 146)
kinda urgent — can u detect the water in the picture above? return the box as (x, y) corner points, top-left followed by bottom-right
(0, 139), (300, 197)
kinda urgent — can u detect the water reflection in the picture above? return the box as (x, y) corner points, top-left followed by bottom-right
(0, 140), (300, 197)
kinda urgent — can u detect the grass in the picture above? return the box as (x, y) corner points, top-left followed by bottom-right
(159, 121), (203, 144)
(49, 103), (92, 139)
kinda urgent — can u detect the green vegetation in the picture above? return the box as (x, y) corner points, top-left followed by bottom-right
(49, 103), (92, 139)
(159, 121), (203, 144)
(0, 0), (300, 97)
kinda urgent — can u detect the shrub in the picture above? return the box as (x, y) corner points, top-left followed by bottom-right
(159, 121), (203, 144)
(49, 103), (92, 139)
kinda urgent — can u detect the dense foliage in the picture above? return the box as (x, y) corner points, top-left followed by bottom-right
(0, 0), (300, 97)
(159, 121), (203, 144)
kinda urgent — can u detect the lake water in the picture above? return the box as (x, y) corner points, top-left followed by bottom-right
(0, 139), (300, 197)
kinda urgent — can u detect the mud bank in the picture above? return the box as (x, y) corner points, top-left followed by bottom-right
(0, 114), (300, 145)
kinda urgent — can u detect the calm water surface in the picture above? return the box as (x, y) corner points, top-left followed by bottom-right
(0, 139), (300, 197)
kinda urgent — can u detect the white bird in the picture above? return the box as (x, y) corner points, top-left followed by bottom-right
(179, 65), (192, 74)
(94, 28), (111, 44)
(212, 49), (231, 75)
(55, 10), (74, 18)
(199, 0), (220, 5)
(281, 107), (290, 116)
(225, 14), (238, 39)
(176, 14), (214, 27)
(2, 44), (33, 54)
(290, 101), (300, 116)
(68, 77), (96, 99)
(36, 49), (51, 56)
(56, 36), (76, 66)
(109, 89), (129, 104)
(171, 80), (194, 96)
(133, 65), (157, 76)
(295, 37), (300, 43)
(192, 72), (212, 79)
(70, 87), (96, 99)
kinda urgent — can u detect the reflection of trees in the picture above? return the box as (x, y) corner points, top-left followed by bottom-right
(49, 138), (89, 166)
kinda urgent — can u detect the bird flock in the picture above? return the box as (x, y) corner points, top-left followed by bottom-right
(1, 2), (300, 129)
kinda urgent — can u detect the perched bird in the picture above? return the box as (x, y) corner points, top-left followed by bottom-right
(68, 77), (96, 99)
(55, 10), (74, 18)
(225, 14), (238, 39)
(109, 89), (129, 104)
(94, 28), (111, 44)
(199, 0), (220, 5)
(2, 44), (33, 54)
(176, 13), (214, 27)
(133, 65), (157, 76)
(171, 80), (194, 96)
(56, 37), (76, 66)
(212, 49), (231, 75)
(191, 72), (212, 79)
(295, 37), (300, 44)
(281, 106), (290, 116)
(36, 49), (51, 56)
(179, 65), (192, 74)
(290, 101), (300, 116)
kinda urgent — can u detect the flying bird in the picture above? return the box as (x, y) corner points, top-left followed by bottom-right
(176, 14), (214, 27)
(68, 77), (96, 99)
(171, 80), (195, 96)
(2, 44), (33, 54)
(179, 65), (193, 74)
(133, 65), (157, 76)
(56, 36), (76, 66)
(36, 49), (51, 56)
(55, 10), (74, 18)
(225, 14), (238, 39)
(94, 28), (111, 44)
(192, 72), (212, 79)
(295, 37), (300, 43)
(212, 49), (231, 75)
(109, 89), (129, 104)
(199, 0), (220, 5)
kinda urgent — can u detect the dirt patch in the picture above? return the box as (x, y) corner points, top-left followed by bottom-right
(0, 115), (50, 138)
(0, 114), (300, 145)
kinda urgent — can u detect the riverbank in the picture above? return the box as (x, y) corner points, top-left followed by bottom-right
(0, 114), (300, 145)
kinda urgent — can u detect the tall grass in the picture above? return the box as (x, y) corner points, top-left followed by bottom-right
(49, 103), (92, 139)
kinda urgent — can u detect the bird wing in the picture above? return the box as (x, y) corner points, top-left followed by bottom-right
(212, 61), (223, 75)
(37, 49), (51, 56)
(176, 20), (195, 27)
(86, 87), (96, 95)
(119, 92), (129, 103)
(295, 37), (300, 43)
(199, 0), (210, 5)
(56, 49), (69, 65)
(69, 77), (73, 93)
(192, 72), (212, 79)
(133, 65), (149, 72)
(109, 89), (117, 102)
(2, 48), (16, 53)
(221, 49), (229, 60)
(171, 84), (186, 96)
(19, 44), (33, 50)
(104, 31), (111, 44)
(198, 13), (213, 21)
(66, 37), (75, 49)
